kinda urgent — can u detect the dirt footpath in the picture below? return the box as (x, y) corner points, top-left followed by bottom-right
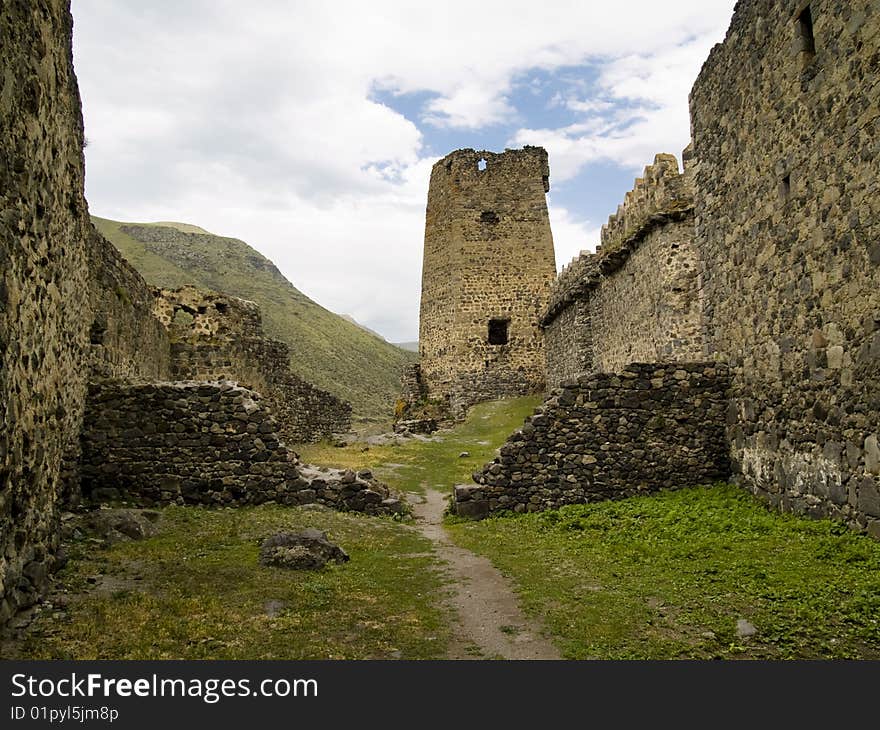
(409, 489), (561, 660)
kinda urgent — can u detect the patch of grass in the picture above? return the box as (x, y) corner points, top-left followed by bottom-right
(447, 484), (880, 659)
(298, 396), (541, 495)
(16, 506), (451, 659)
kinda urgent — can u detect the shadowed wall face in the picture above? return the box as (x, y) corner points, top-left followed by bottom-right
(419, 147), (557, 416)
(690, 0), (880, 532)
(0, 0), (92, 623)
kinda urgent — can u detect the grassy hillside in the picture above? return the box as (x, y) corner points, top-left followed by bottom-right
(92, 216), (417, 428)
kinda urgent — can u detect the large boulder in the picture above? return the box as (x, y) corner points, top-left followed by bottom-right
(258, 529), (349, 570)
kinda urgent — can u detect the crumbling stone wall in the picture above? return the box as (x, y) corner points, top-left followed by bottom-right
(153, 286), (351, 442)
(455, 363), (730, 517)
(689, 0), (880, 534)
(419, 147), (557, 416)
(543, 154), (702, 389)
(79, 381), (399, 514)
(0, 0), (93, 624)
(86, 226), (171, 381)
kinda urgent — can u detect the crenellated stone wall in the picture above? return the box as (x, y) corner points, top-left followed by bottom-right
(689, 0), (880, 534)
(543, 154), (702, 388)
(455, 363), (730, 517)
(419, 147), (557, 416)
(154, 286), (351, 443)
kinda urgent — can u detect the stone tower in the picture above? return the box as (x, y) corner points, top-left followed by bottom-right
(419, 146), (557, 414)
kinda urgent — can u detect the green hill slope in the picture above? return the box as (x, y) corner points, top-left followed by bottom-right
(92, 216), (416, 428)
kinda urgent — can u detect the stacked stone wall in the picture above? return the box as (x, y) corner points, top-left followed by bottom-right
(543, 155), (702, 388)
(419, 147), (557, 415)
(79, 381), (397, 514)
(689, 0), (880, 533)
(0, 0), (94, 624)
(455, 363), (730, 517)
(86, 226), (171, 381)
(154, 287), (351, 442)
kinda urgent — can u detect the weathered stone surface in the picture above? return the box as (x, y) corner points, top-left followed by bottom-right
(543, 154), (702, 389)
(79, 381), (404, 515)
(418, 147), (556, 417)
(259, 529), (349, 570)
(153, 285), (351, 443)
(689, 0), (880, 532)
(457, 363), (730, 517)
(66, 508), (160, 543)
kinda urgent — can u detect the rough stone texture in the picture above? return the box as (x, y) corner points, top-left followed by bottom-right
(689, 0), (880, 532)
(79, 380), (400, 514)
(87, 228), (171, 382)
(455, 363), (730, 517)
(65, 508), (161, 544)
(259, 529), (350, 570)
(154, 286), (351, 443)
(543, 154), (702, 388)
(0, 0), (93, 626)
(419, 147), (557, 416)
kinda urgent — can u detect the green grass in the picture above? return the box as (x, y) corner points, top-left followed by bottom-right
(16, 396), (880, 660)
(15, 506), (451, 659)
(298, 396), (541, 495)
(92, 216), (417, 427)
(447, 484), (880, 659)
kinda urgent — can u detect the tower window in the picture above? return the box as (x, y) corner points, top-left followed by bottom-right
(488, 318), (509, 345)
(797, 5), (816, 57)
(780, 173), (791, 202)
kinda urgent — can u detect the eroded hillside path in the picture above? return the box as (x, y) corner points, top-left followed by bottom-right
(409, 489), (561, 660)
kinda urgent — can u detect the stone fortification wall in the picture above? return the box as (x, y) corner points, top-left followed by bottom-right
(543, 154), (702, 389)
(79, 381), (399, 514)
(454, 363), (730, 517)
(0, 0), (93, 624)
(86, 226), (171, 381)
(419, 147), (557, 415)
(689, 0), (880, 533)
(154, 286), (351, 442)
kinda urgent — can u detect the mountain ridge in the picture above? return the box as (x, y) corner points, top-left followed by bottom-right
(92, 216), (416, 427)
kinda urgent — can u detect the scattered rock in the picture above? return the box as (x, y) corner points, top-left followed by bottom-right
(68, 509), (160, 544)
(736, 618), (757, 638)
(459, 451), (470, 458)
(259, 529), (349, 570)
(264, 600), (287, 617)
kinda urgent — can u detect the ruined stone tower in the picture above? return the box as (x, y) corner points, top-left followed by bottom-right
(419, 147), (557, 414)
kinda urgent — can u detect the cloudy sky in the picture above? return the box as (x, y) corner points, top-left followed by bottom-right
(71, 0), (735, 343)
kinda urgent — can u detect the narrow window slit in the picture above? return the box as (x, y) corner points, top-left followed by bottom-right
(797, 5), (816, 57)
(780, 174), (792, 201)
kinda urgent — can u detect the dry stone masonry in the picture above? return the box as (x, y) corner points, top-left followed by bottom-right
(689, 0), (880, 535)
(3, 0), (880, 628)
(417, 147), (557, 416)
(453, 0), (878, 531)
(1, 0), (97, 625)
(543, 153), (701, 389)
(154, 286), (351, 443)
(79, 380), (402, 514)
(455, 363), (730, 517)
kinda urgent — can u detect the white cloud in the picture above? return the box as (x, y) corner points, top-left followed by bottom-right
(548, 201), (601, 270)
(71, 0), (735, 341)
(511, 33), (725, 181)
